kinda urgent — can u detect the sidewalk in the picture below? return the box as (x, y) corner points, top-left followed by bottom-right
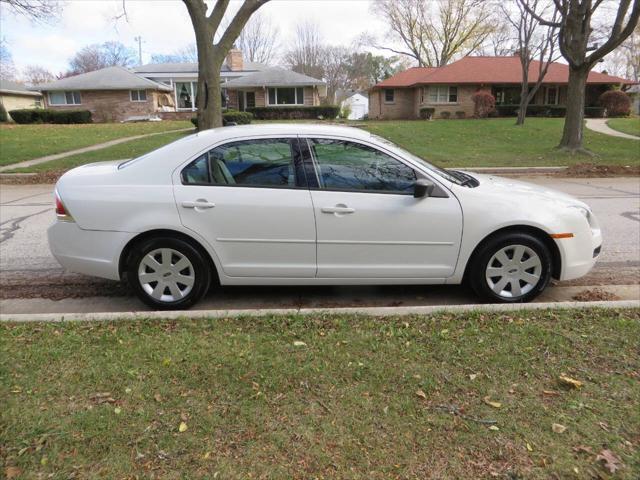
(585, 118), (640, 140)
(0, 127), (194, 172)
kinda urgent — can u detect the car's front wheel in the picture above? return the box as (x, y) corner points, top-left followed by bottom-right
(127, 237), (211, 310)
(469, 232), (552, 303)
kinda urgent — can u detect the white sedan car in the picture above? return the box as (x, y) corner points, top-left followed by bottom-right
(48, 124), (602, 309)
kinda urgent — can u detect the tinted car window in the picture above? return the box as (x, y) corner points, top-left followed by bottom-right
(181, 139), (298, 187)
(309, 138), (416, 193)
(181, 153), (210, 184)
(210, 139), (296, 187)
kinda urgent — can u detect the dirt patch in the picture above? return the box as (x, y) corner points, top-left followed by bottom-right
(572, 288), (621, 302)
(0, 171), (63, 185)
(560, 163), (640, 177)
(0, 274), (130, 300)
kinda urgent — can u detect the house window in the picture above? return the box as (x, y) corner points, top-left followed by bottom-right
(48, 91), (81, 105)
(176, 82), (198, 110)
(267, 87), (304, 105)
(546, 86), (559, 105)
(428, 86), (457, 104)
(384, 89), (395, 103)
(130, 90), (147, 102)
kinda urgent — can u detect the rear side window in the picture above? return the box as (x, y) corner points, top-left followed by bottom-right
(181, 138), (301, 188)
(308, 138), (416, 194)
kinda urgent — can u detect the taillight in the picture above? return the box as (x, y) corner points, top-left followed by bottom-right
(55, 190), (74, 222)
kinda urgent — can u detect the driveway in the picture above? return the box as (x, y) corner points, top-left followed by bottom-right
(1, 176), (639, 314)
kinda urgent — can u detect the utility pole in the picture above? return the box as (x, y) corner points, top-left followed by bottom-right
(134, 36), (143, 65)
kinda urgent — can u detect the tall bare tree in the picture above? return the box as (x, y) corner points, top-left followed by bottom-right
(22, 64), (54, 85)
(151, 43), (198, 64)
(183, 0), (269, 130)
(504, 0), (558, 125)
(0, 41), (17, 80)
(284, 21), (325, 78)
(522, 0), (640, 152)
(67, 41), (136, 75)
(371, 0), (494, 66)
(236, 12), (279, 64)
(0, 0), (61, 22)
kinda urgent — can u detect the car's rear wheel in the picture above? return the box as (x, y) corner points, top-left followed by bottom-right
(127, 237), (211, 310)
(469, 232), (552, 303)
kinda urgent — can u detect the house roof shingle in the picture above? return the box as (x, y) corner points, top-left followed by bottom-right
(132, 61), (267, 75)
(0, 79), (42, 97)
(373, 56), (632, 88)
(33, 66), (173, 92)
(223, 67), (325, 88)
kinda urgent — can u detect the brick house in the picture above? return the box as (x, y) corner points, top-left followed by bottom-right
(35, 49), (327, 122)
(369, 56), (632, 120)
(35, 66), (174, 122)
(0, 79), (43, 121)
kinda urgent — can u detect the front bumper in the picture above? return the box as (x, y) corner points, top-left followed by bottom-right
(557, 225), (602, 281)
(48, 221), (133, 281)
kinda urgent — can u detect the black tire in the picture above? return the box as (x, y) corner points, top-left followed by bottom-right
(127, 236), (211, 310)
(468, 232), (552, 303)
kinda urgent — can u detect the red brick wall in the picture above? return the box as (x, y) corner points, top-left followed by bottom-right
(44, 89), (160, 122)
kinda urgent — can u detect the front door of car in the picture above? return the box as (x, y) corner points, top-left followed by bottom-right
(302, 137), (463, 279)
(173, 137), (316, 277)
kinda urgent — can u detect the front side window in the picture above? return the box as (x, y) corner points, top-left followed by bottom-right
(182, 139), (299, 188)
(546, 86), (558, 105)
(176, 82), (195, 109)
(429, 86), (457, 104)
(308, 138), (416, 194)
(49, 91), (81, 105)
(384, 89), (394, 103)
(130, 89), (147, 102)
(267, 87), (304, 105)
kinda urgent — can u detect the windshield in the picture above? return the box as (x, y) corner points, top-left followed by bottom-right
(371, 134), (471, 185)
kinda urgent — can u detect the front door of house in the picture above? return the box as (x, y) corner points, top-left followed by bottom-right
(238, 92), (245, 111)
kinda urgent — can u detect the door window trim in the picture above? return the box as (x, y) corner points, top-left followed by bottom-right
(179, 137), (309, 190)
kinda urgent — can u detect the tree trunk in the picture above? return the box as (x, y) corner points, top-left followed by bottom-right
(193, 25), (225, 131)
(516, 81), (529, 125)
(558, 65), (589, 151)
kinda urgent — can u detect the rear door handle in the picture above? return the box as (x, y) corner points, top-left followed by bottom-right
(181, 200), (216, 209)
(321, 205), (355, 214)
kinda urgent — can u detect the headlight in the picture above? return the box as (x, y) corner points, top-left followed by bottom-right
(569, 205), (591, 220)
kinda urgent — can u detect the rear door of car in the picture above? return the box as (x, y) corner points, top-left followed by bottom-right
(173, 136), (317, 278)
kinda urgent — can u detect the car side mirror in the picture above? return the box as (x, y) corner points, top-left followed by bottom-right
(413, 179), (435, 198)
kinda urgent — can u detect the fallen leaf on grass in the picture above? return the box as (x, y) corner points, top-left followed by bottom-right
(154, 393), (162, 403)
(573, 445), (594, 455)
(483, 396), (502, 408)
(596, 449), (623, 473)
(5, 467), (22, 479)
(90, 392), (116, 404)
(415, 389), (427, 400)
(469, 373), (478, 380)
(179, 422), (188, 433)
(114, 407), (122, 415)
(558, 375), (583, 389)
(552, 423), (567, 433)
(293, 340), (307, 347)
(542, 390), (560, 396)
(526, 443), (533, 452)
(488, 425), (499, 431)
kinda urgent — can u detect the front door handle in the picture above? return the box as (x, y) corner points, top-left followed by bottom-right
(181, 200), (216, 209)
(321, 205), (355, 215)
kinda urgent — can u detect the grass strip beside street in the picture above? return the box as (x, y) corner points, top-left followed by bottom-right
(7, 130), (193, 173)
(0, 121), (192, 167)
(1, 308), (638, 479)
(606, 117), (640, 137)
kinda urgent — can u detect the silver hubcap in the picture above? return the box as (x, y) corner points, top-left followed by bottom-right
(485, 244), (542, 298)
(138, 248), (195, 303)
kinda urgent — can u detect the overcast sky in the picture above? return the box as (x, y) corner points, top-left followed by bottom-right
(1, 0), (390, 74)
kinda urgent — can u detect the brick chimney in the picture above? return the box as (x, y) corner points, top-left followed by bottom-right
(226, 48), (244, 71)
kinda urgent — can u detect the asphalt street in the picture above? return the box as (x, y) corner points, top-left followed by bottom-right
(1, 176), (639, 314)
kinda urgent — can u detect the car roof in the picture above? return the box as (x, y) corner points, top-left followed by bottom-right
(190, 123), (373, 142)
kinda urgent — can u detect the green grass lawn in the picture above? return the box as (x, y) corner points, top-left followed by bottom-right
(363, 118), (640, 168)
(2, 308), (638, 479)
(8, 130), (193, 173)
(0, 121), (192, 166)
(607, 117), (640, 137)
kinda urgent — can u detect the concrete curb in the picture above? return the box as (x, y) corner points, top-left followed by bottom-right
(1, 300), (637, 323)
